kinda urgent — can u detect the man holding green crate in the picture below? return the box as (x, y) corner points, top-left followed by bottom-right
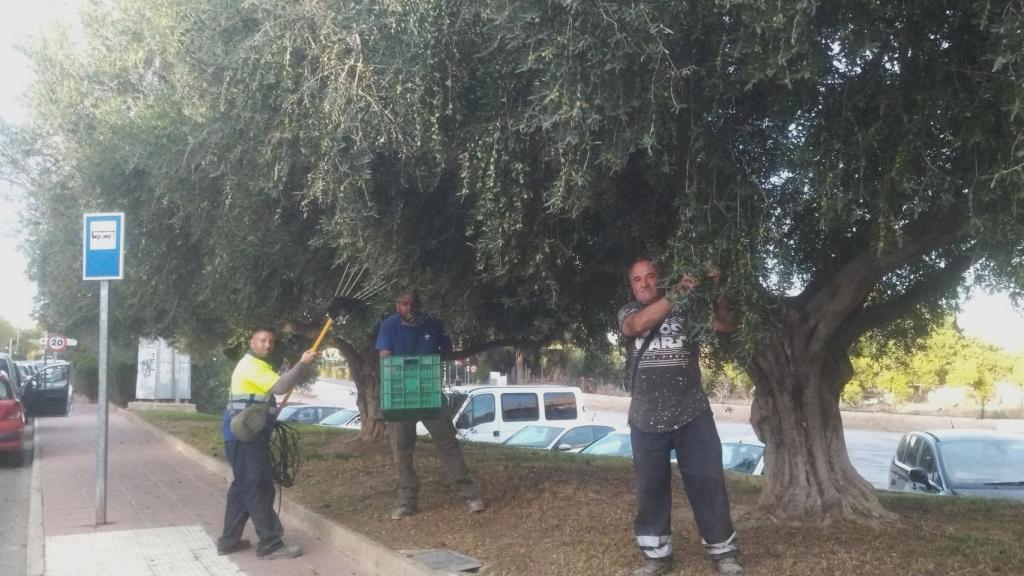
(376, 291), (485, 520)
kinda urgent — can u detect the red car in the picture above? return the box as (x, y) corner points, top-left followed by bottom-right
(0, 370), (26, 466)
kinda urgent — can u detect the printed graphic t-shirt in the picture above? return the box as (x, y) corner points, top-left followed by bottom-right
(618, 301), (710, 433)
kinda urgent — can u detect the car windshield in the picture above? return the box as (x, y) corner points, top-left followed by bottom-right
(319, 409), (357, 426)
(0, 380), (10, 399)
(721, 443), (764, 474)
(940, 437), (1024, 485)
(581, 433), (632, 457)
(446, 391), (468, 412)
(33, 365), (69, 389)
(505, 426), (563, 448)
(276, 406), (300, 420)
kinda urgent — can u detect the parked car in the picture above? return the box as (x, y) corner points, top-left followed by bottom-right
(720, 438), (766, 476)
(15, 361), (35, 384)
(503, 424), (616, 452)
(581, 430), (766, 476)
(0, 371), (26, 466)
(277, 404), (343, 424)
(21, 362), (73, 417)
(447, 385), (589, 444)
(579, 431), (633, 458)
(316, 408), (361, 430)
(0, 353), (25, 395)
(889, 429), (1024, 502)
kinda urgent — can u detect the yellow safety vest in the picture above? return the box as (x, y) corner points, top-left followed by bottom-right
(230, 353), (279, 398)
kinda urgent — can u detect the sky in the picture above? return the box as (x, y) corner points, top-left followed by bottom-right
(0, 1), (71, 328)
(1, 1), (1024, 351)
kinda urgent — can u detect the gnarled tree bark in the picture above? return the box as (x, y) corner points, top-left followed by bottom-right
(334, 338), (386, 441)
(748, 310), (895, 523)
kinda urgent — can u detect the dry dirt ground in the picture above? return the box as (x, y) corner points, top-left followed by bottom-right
(141, 412), (1024, 576)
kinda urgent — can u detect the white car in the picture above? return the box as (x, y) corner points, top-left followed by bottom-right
(579, 431), (633, 458)
(503, 424), (616, 452)
(316, 408), (361, 430)
(720, 438), (766, 476)
(277, 404), (343, 424)
(447, 384), (590, 444)
(581, 430), (766, 476)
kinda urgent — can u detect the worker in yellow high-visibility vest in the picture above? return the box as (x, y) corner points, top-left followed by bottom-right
(217, 325), (318, 559)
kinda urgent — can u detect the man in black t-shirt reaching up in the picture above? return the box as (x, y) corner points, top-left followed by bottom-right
(617, 257), (744, 576)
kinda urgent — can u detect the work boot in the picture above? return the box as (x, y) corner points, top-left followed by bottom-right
(390, 504), (417, 520)
(632, 557), (674, 576)
(257, 544), (302, 560)
(467, 498), (486, 513)
(216, 538), (251, 556)
(712, 556), (745, 576)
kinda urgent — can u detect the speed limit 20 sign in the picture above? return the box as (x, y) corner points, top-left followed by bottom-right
(47, 335), (68, 352)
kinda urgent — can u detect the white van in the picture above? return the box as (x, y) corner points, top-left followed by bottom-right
(444, 385), (590, 444)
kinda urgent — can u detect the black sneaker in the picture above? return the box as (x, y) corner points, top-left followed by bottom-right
(390, 505), (417, 520)
(633, 557), (674, 576)
(258, 544), (302, 560)
(216, 539), (250, 556)
(712, 556), (745, 576)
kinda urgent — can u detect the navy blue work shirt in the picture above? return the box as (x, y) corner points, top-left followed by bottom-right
(375, 314), (453, 355)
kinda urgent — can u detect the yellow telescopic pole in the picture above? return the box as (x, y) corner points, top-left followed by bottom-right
(279, 317), (333, 409)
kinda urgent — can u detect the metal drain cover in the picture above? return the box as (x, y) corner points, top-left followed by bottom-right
(399, 548), (483, 573)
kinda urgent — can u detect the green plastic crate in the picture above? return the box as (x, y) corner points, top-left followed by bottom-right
(380, 354), (442, 421)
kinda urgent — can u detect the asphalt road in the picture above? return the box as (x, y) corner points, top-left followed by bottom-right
(0, 420), (34, 576)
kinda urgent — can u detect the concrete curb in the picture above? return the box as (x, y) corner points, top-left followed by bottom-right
(115, 405), (441, 576)
(26, 419), (45, 576)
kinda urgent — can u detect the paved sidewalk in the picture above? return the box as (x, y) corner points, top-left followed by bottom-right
(36, 402), (367, 576)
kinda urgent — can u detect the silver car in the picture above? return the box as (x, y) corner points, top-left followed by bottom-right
(888, 429), (1024, 502)
(503, 424), (615, 452)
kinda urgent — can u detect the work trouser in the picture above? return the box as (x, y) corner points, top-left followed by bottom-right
(388, 403), (480, 508)
(631, 408), (738, 561)
(219, 425), (284, 555)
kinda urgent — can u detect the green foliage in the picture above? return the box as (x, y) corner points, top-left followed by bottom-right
(70, 344), (136, 404)
(565, 346), (623, 383)
(5, 0), (1024, 360)
(3, 4), (1024, 519)
(846, 318), (1015, 407)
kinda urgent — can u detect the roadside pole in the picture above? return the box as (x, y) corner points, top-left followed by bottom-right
(96, 281), (109, 523)
(83, 212), (125, 526)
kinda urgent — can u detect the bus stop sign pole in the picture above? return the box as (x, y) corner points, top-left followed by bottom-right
(83, 212), (125, 526)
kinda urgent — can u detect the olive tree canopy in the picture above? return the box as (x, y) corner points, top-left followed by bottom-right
(5, 0), (1024, 522)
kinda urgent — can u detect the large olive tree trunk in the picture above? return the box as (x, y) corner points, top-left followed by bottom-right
(336, 339), (385, 441)
(746, 309), (896, 523)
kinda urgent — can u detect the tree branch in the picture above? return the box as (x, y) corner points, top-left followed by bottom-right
(836, 250), (976, 348)
(282, 319), (549, 362)
(444, 337), (551, 361)
(801, 211), (964, 350)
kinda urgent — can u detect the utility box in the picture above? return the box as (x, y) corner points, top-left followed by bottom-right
(380, 355), (442, 421)
(135, 338), (191, 401)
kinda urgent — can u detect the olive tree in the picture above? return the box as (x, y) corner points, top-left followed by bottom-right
(6, 0), (1024, 523)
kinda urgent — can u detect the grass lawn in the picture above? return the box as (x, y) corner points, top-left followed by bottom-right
(136, 411), (1024, 576)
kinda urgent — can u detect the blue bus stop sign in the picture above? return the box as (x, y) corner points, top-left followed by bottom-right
(83, 212), (125, 280)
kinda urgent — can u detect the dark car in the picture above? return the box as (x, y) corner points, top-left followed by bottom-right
(22, 362), (74, 417)
(0, 353), (24, 395)
(889, 429), (1024, 503)
(15, 361), (35, 385)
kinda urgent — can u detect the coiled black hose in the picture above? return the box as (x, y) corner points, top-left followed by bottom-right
(269, 421), (301, 489)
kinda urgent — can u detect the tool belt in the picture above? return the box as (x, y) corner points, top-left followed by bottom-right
(227, 395), (276, 443)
